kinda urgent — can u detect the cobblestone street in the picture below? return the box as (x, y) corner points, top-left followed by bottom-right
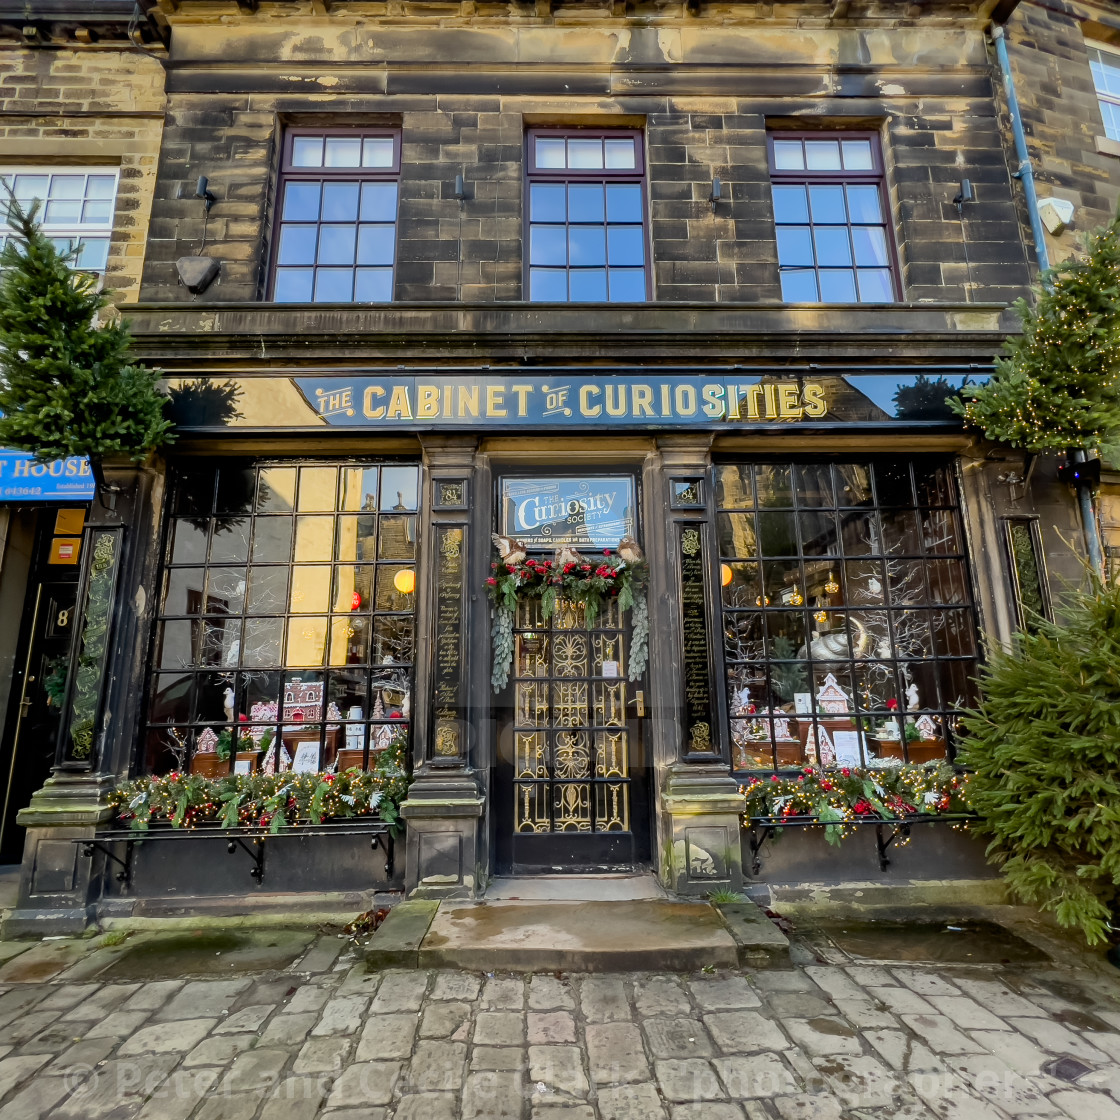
(1, 925), (1119, 1120)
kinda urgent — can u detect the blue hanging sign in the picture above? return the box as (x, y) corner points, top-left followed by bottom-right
(0, 450), (95, 502)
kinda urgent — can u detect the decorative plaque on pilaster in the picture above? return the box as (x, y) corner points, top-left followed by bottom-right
(679, 523), (717, 760)
(432, 524), (467, 762)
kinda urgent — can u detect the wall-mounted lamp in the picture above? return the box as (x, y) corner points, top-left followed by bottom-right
(194, 175), (217, 213)
(953, 178), (973, 212)
(709, 175), (722, 213)
(453, 172), (470, 209)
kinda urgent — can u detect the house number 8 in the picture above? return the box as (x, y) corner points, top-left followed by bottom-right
(57, 609), (71, 628)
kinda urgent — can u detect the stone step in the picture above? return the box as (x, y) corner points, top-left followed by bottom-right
(365, 897), (789, 972)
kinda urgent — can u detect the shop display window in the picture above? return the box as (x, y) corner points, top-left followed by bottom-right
(768, 133), (898, 304)
(717, 458), (977, 770)
(270, 129), (400, 303)
(146, 460), (419, 777)
(525, 129), (649, 303)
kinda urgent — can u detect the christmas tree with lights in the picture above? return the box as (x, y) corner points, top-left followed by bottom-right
(952, 213), (1120, 452)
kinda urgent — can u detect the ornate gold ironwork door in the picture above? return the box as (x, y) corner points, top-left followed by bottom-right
(501, 596), (648, 873)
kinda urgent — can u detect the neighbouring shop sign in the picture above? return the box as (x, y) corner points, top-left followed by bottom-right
(0, 450), (94, 502)
(500, 477), (635, 549)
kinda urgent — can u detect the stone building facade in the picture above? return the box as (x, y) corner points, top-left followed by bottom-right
(0, 0), (1110, 930)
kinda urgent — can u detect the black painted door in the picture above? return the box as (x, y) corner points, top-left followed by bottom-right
(495, 595), (652, 874)
(0, 581), (78, 864)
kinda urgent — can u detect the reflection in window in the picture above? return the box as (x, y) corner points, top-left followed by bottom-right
(527, 131), (648, 303)
(1089, 44), (1120, 142)
(147, 461), (419, 778)
(272, 131), (399, 304)
(769, 135), (896, 304)
(1004, 518), (1050, 633)
(717, 459), (976, 771)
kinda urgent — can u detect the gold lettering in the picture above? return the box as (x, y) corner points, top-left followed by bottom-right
(632, 384), (655, 417)
(605, 384), (627, 417)
(443, 386), (454, 417)
(363, 385), (386, 420)
(486, 386), (507, 417)
(511, 384), (533, 417)
(661, 383), (672, 417)
(803, 382), (827, 417)
(675, 384), (697, 416)
(701, 384), (724, 418)
(387, 385), (413, 420)
(727, 385), (741, 420)
(417, 385), (440, 419)
(13, 459), (30, 477)
(763, 384), (778, 419)
(458, 384), (480, 418)
(746, 385), (763, 420)
(778, 384), (803, 419)
(580, 385), (602, 417)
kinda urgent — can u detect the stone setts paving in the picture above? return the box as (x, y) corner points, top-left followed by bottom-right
(0, 934), (1119, 1119)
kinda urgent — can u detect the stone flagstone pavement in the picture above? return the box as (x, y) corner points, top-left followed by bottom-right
(0, 930), (1119, 1119)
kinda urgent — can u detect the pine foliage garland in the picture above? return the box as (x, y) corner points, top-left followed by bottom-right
(0, 194), (173, 464)
(952, 213), (1120, 452)
(956, 577), (1120, 945)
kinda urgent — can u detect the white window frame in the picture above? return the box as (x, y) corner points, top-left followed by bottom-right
(0, 166), (120, 278)
(1087, 42), (1120, 142)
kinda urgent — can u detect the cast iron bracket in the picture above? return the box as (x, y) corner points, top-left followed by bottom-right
(371, 831), (394, 879)
(227, 836), (265, 883)
(874, 822), (912, 872)
(80, 838), (135, 887)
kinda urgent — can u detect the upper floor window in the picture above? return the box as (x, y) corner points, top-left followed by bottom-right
(271, 130), (400, 304)
(1088, 43), (1120, 141)
(0, 167), (119, 276)
(768, 134), (897, 304)
(526, 130), (648, 303)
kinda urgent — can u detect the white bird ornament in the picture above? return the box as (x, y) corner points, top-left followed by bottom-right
(554, 545), (584, 568)
(617, 537), (644, 564)
(491, 533), (528, 566)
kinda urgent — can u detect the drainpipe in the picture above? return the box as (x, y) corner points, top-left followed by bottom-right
(991, 24), (1105, 576)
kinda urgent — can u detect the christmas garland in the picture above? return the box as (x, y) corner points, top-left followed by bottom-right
(741, 762), (975, 847)
(109, 735), (410, 835)
(487, 551), (650, 692)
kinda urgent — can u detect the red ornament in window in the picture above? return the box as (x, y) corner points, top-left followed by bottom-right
(351, 591), (362, 611)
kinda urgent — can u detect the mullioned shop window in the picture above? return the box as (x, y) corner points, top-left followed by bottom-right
(270, 130), (400, 304)
(767, 134), (899, 304)
(717, 458), (977, 771)
(0, 167), (119, 276)
(145, 461), (419, 778)
(525, 129), (649, 303)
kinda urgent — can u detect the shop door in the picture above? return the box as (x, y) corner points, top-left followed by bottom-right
(495, 596), (651, 874)
(0, 580), (78, 864)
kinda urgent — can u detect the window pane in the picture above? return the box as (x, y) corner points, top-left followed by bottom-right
(530, 183), (566, 222)
(282, 182), (320, 221)
(377, 515), (417, 559)
(568, 138), (603, 169)
(87, 175), (117, 199)
(814, 226), (853, 267)
(355, 268), (393, 302)
(808, 185), (847, 223)
(314, 268), (354, 302)
(356, 225), (395, 265)
(772, 185), (809, 224)
(776, 227), (815, 267)
(568, 227), (606, 266)
(530, 225), (567, 266)
(12, 174), (48, 202)
(381, 465), (419, 511)
(818, 269), (857, 302)
(290, 566), (331, 613)
(360, 181), (398, 221)
(607, 226), (645, 266)
(75, 239), (109, 271)
(851, 226), (889, 266)
(607, 269), (646, 301)
(321, 181), (359, 221)
(81, 200), (113, 224)
(841, 140), (874, 170)
(536, 137), (566, 168)
(247, 567), (289, 614)
(292, 136), (324, 167)
(846, 185), (883, 223)
(340, 466), (379, 511)
(274, 268), (314, 302)
(604, 138), (636, 169)
(805, 140), (842, 170)
(299, 468), (338, 512)
(570, 270), (608, 302)
(277, 225), (318, 266)
(362, 138), (395, 167)
(856, 269), (894, 303)
(780, 270), (818, 302)
(252, 517), (293, 562)
(324, 137), (362, 167)
(49, 175), (84, 199)
(568, 184), (605, 223)
(529, 268), (568, 301)
(772, 139), (804, 170)
(45, 200), (81, 223)
(317, 224), (357, 266)
(606, 184), (642, 223)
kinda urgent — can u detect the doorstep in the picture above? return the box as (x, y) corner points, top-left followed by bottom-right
(364, 896), (790, 972)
